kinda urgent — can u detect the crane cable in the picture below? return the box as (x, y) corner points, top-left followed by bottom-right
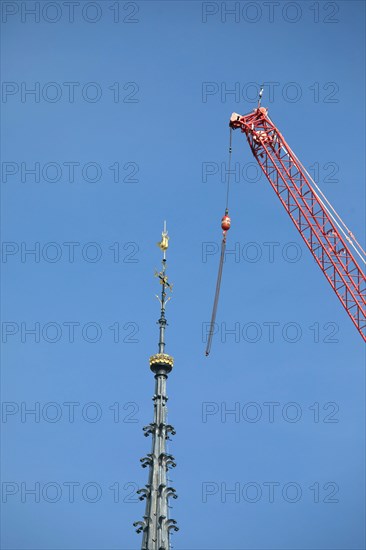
(225, 127), (233, 210)
(205, 128), (233, 357)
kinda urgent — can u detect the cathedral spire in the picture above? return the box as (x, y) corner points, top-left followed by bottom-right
(133, 222), (179, 549)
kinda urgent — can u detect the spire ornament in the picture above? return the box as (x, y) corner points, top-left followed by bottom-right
(134, 222), (178, 549)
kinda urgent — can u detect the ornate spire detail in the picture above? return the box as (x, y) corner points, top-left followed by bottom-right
(134, 222), (178, 549)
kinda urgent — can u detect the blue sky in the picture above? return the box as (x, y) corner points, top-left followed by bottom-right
(1, 1), (365, 549)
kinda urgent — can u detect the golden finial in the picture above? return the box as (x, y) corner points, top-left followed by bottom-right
(157, 220), (169, 257)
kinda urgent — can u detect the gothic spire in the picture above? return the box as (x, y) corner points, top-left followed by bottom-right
(133, 222), (178, 549)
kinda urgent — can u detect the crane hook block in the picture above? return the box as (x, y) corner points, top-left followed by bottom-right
(221, 210), (231, 233)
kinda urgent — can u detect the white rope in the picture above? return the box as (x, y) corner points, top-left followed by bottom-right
(266, 113), (366, 265)
(292, 150), (366, 265)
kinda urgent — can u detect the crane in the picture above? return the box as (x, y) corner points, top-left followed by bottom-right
(205, 105), (365, 354)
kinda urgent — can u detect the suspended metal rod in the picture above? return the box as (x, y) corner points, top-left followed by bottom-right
(205, 233), (227, 356)
(206, 128), (233, 356)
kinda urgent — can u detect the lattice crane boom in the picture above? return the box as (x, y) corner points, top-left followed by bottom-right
(229, 107), (366, 342)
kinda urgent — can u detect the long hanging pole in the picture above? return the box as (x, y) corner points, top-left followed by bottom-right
(205, 235), (227, 356)
(205, 129), (233, 356)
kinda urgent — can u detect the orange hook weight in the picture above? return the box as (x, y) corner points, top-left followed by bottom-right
(221, 209), (231, 233)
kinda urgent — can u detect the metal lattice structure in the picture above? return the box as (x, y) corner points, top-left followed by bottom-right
(133, 224), (178, 549)
(230, 107), (366, 341)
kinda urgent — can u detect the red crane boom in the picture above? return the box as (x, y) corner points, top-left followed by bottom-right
(229, 107), (366, 342)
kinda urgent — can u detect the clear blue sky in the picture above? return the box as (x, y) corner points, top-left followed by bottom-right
(1, 1), (365, 549)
